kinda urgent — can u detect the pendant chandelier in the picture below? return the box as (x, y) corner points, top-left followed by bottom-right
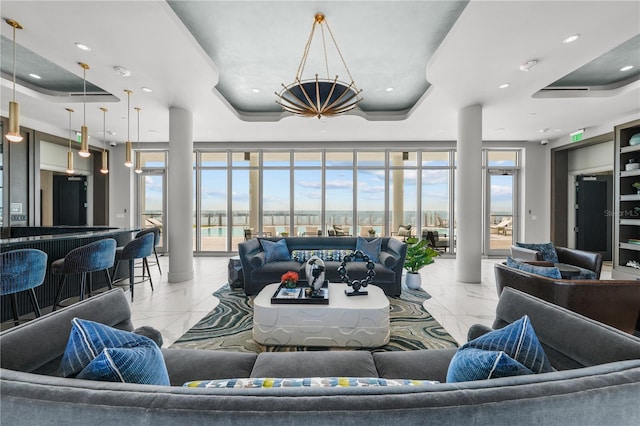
(78, 62), (91, 157)
(5, 19), (23, 142)
(134, 107), (142, 174)
(124, 90), (133, 167)
(65, 108), (74, 174)
(275, 13), (362, 119)
(100, 107), (109, 174)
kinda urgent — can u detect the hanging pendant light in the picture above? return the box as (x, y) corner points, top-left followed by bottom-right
(134, 107), (142, 174)
(5, 19), (23, 142)
(65, 108), (75, 174)
(275, 13), (362, 119)
(124, 90), (133, 167)
(100, 107), (109, 174)
(78, 63), (91, 157)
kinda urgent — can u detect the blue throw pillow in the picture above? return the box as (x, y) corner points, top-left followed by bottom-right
(356, 236), (382, 263)
(506, 256), (562, 279)
(59, 318), (169, 385)
(515, 242), (559, 263)
(260, 239), (291, 263)
(447, 315), (553, 383)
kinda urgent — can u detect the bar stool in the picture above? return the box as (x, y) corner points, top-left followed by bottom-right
(1, 249), (48, 326)
(135, 227), (161, 275)
(113, 232), (154, 302)
(51, 238), (117, 311)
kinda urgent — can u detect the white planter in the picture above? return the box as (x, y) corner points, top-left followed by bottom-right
(405, 271), (422, 290)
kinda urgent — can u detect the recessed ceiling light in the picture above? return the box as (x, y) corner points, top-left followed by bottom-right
(251, 88), (260, 93)
(29, 73), (41, 79)
(385, 87), (394, 92)
(141, 87), (153, 93)
(563, 34), (580, 44)
(75, 42), (91, 51)
(539, 128), (549, 133)
(499, 83), (510, 89)
(620, 65), (634, 72)
(519, 60), (538, 72)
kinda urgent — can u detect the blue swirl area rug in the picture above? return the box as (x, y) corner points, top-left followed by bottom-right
(171, 285), (459, 353)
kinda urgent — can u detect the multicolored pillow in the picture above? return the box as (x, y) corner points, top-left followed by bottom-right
(184, 377), (439, 388)
(59, 318), (169, 386)
(515, 242), (559, 263)
(291, 249), (353, 262)
(506, 256), (562, 279)
(446, 315), (553, 383)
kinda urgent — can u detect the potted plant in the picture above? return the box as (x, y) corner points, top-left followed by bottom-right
(281, 271), (299, 289)
(403, 237), (439, 290)
(633, 182), (640, 194)
(368, 228), (376, 237)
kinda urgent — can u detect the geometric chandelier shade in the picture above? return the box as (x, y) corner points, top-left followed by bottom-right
(275, 13), (362, 119)
(5, 19), (23, 142)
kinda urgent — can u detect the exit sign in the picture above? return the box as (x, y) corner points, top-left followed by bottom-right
(570, 129), (584, 142)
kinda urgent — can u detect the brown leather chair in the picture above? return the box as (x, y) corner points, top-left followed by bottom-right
(510, 245), (603, 279)
(494, 261), (640, 334)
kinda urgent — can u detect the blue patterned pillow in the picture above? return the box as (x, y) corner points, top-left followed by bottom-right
(506, 257), (562, 279)
(356, 236), (382, 263)
(59, 318), (169, 385)
(184, 377), (439, 388)
(260, 239), (291, 263)
(446, 315), (553, 383)
(515, 242), (558, 263)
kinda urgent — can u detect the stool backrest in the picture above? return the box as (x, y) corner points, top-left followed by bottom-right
(120, 232), (154, 260)
(0, 249), (48, 295)
(61, 238), (117, 274)
(135, 227), (160, 246)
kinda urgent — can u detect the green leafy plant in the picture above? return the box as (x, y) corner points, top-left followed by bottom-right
(633, 182), (640, 189)
(403, 237), (439, 273)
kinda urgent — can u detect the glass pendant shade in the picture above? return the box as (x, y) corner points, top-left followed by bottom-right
(6, 101), (22, 142)
(66, 151), (74, 174)
(79, 125), (90, 157)
(134, 151), (142, 174)
(100, 151), (109, 174)
(125, 141), (133, 167)
(5, 19), (23, 142)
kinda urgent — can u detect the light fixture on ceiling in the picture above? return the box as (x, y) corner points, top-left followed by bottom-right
(114, 66), (131, 77)
(275, 13), (362, 119)
(65, 108), (75, 174)
(499, 83), (510, 89)
(134, 107), (142, 174)
(385, 87), (394, 92)
(620, 65), (634, 72)
(124, 90), (133, 167)
(519, 60), (538, 72)
(29, 73), (41, 79)
(75, 42), (91, 51)
(563, 34), (580, 44)
(78, 63), (91, 158)
(5, 19), (23, 143)
(100, 107), (109, 174)
(141, 87), (153, 93)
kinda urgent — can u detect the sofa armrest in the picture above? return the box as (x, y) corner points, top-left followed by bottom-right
(378, 251), (398, 269)
(510, 245), (543, 261)
(555, 247), (603, 278)
(467, 324), (494, 341)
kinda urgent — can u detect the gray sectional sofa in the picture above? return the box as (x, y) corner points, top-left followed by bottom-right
(238, 236), (407, 296)
(2, 287), (639, 425)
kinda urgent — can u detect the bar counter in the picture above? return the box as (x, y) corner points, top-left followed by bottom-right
(1, 227), (140, 323)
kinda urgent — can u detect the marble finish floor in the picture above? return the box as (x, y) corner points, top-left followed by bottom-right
(128, 255), (505, 346)
(3, 255), (612, 346)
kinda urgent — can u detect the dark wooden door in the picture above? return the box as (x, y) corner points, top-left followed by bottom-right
(53, 175), (87, 225)
(575, 175), (612, 260)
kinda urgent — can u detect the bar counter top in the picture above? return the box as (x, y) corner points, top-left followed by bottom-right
(1, 227), (141, 248)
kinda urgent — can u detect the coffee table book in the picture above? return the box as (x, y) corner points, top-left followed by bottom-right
(271, 282), (329, 305)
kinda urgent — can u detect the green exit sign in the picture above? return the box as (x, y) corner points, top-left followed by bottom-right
(570, 129), (584, 142)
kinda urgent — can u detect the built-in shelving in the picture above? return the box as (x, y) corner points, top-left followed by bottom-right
(613, 118), (640, 280)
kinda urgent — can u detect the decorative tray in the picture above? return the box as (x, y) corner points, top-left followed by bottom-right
(271, 281), (329, 305)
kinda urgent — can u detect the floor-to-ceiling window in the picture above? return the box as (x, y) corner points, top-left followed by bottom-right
(263, 152), (290, 236)
(325, 152), (354, 236)
(422, 151), (453, 252)
(484, 150), (519, 256)
(136, 151), (167, 252)
(294, 151), (322, 237)
(389, 151), (418, 238)
(198, 152), (227, 251)
(231, 151), (259, 251)
(356, 151), (386, 237)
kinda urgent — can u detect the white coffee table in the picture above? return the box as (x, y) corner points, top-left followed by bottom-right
(253, 283), (390, 348)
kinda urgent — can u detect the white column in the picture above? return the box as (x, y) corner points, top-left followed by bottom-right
(168, 107), (194, 283)
(456, 104), (482, 283)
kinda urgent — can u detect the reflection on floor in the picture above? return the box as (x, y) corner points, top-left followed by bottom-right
(2, 255), (612, 347)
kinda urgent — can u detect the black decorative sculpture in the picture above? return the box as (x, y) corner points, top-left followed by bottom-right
(338, 249), (375, 296)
